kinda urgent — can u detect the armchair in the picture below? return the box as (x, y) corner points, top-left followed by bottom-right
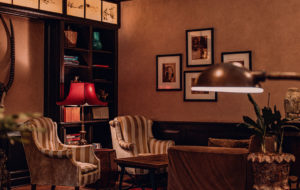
(109, 115), (175, 174)
(21, 117), (100, 190)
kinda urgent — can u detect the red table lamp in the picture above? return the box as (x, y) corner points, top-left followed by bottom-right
(57, 82), (107, 145)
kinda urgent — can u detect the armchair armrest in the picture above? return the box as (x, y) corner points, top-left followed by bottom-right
(40, 149), (72, 159)
(109, 119), (134, 151)
(60, 144), (100, 165)
(149, 137), (175, 154)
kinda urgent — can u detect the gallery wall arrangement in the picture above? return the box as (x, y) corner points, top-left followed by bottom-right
(156, 27), (253, 103)
(0, 0), (119, 25)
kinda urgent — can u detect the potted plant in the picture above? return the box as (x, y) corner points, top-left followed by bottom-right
(0, 108), (38, 189)
(240, 94), (299, 190)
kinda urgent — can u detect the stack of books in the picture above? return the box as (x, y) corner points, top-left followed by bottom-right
(66, 133), (80, 145)
(64, 55), (79, 65)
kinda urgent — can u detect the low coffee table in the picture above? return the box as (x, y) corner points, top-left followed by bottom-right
(115, 154), (168, 190)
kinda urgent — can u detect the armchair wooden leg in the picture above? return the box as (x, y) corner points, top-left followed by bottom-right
(51, 185), (56, 190)
(75, 186), (79, 190)
(31, 184), (36, 190)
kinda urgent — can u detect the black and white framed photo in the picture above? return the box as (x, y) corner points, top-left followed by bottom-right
(186, 28), (214, 67)
(184, 71), (217, 101)
(221, 51), (252, 70)
(156, 54), (182, 91)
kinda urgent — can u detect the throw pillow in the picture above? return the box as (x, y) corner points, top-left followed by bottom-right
(208, 138), (250, 149)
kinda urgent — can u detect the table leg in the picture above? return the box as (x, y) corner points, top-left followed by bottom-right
(119, 166), (125, 190)
(150, 169), (156, 190)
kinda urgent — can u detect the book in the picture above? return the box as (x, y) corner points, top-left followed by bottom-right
(64, 107), (81, 122)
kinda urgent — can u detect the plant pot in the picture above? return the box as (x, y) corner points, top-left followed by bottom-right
(248, 153), (295, 190)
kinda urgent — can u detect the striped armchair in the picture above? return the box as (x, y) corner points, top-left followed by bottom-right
(109, 115), (175, 174)
(21, 117), (100, 190)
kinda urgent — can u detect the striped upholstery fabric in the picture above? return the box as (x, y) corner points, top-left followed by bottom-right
(110, 115), (175, 175)
(23, 117), (100, 186)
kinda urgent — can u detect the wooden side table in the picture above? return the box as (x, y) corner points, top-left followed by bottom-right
(94, 148), (118, 189)
(115, 154), (168, 190)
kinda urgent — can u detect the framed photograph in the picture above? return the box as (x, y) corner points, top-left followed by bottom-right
(186, 28), (214, 67)
(102, 0), (118, 24)
(66, 0), (84, 18)
(13, 0), (38, 9)
(221, 51), (252, 70)
(0, 0), (11, 4)
(40, 0), (63, 14)
(86, 0), (101, 21)
(184, 71), (217, 101)
(156, 54), (182, 91)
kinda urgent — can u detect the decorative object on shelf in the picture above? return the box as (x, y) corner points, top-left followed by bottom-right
(239, 94), (299, 189)
(13, 0), (38, 9)
(67, 0), (84, 18)
(0, 0), (11, 4)
(97, 89), (108, 101)
(92, 143), (102, 149)
(86, 0), (101, 21)
(284, 88), (300, 120)
(0, 14), (15, 109)
(93, 31), (103, 50)
(186, 28), (214, 67)
(156, 54), (182, 91)
(184, 71), (217, 101)
(39, 0), (63, 14)
(221, 51), (252, 70)
(102, 0), (118, 24)
(92, 107), (109, 119)
(57, 82), (108, 145)
(64, 29), (78, 48)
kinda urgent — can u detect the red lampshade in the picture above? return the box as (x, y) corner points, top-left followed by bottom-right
(57, 82), (107, 106)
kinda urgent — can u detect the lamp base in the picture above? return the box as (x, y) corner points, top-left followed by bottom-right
(79, 130), (87, 145)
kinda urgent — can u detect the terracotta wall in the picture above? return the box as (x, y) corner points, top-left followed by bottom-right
(118, 0), (300, 122)
(0, 15), (44, 115)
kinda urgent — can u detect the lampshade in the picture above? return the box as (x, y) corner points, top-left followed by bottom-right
(191, 62), (264, 93)
(57, 82), (108, 106)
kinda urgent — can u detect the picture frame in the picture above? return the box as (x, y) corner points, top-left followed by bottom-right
(221, 51), (252, 70)
(102, 0), (118, 24)
(13, 0), (39, 9)
(40, 0), (63, 14)
(186, 28), (214, 67)
(66, 0), (85, 18)
(184, 71), (217, 101)
(86, 0), (101, 21)
(156, 54), (182, 91)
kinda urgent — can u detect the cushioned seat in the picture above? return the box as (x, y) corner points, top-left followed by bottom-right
(76, 162), (98, 174)
(109, 115), (175, 175)
(22, 117), (100, 190)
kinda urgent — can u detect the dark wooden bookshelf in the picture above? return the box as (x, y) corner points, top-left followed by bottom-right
(44, 19), (118, 148)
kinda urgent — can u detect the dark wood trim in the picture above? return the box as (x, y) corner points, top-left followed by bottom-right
(152, 121), (251, 146)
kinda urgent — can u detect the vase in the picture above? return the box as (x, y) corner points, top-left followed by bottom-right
(93, 32), (103, 50)
(248, 153), (295, 190)
(284, 88), (300, 120)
